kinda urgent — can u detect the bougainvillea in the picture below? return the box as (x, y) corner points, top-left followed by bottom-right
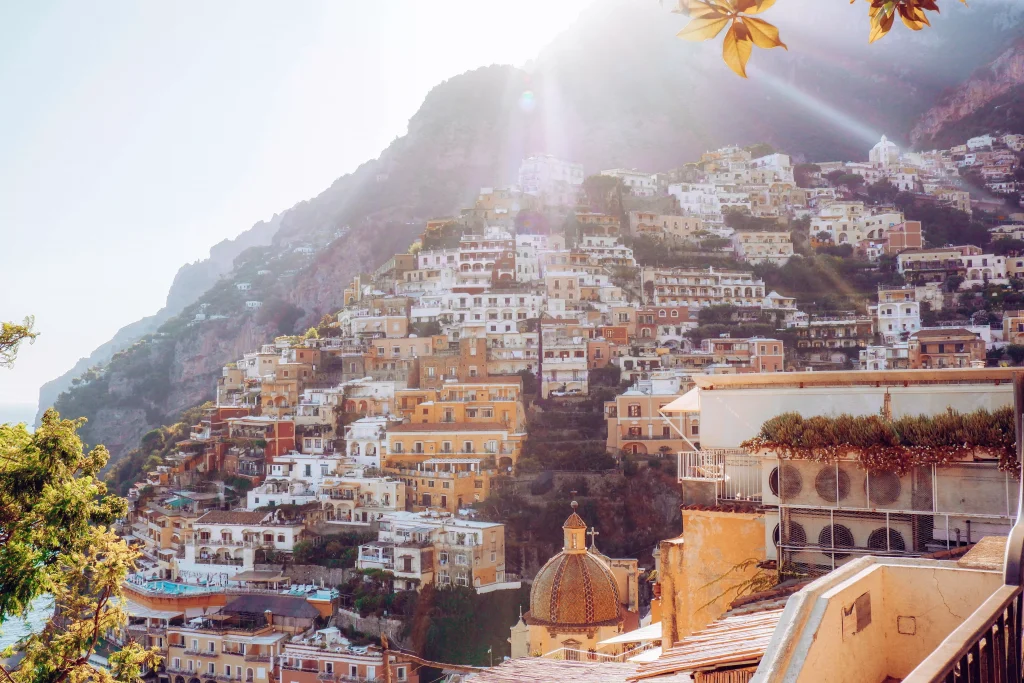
(741, 407), (1018, 477)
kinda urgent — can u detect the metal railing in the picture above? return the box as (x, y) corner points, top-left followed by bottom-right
(679, 449), (761, 503)
(903, 584), (1022, 682)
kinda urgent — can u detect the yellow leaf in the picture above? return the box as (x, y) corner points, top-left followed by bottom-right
(678, 15), (731, 41)
(722, 22), (753, 78)
(868, 10), (895, 43)
(742, 16), (787, 49)
(734, 0), (777, 15)
(899, 11), (927, 31)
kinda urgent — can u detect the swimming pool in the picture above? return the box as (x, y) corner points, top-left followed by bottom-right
(142, 580), (213, 594)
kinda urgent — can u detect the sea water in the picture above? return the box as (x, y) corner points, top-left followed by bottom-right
(0, 597), (53, 651)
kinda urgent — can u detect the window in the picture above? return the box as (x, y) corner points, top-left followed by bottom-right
(691, 423), (700, 436)
(192, 639), (198, 652)
(442, 441), (452, 453)
(627, 404), (641, 417)
(208, 642), (215, 653)
(304, 464), (311, 477)
(173, 658), (180, 669)
(427, 366), (435, 378)
(209, 663), (216, 674)
(277, 534), (285, 543)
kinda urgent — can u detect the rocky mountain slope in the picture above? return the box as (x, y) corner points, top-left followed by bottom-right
(911, 38), (1024, 149)
(35, 214), (280, 426)
(47, 0), (1024, 467)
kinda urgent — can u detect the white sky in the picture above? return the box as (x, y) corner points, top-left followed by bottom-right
(0, 0), (593, 407)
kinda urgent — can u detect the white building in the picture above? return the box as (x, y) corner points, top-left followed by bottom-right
(518, 155), (583, 205)
(869, 134), (900, 169)
(344, 416), (396, 468)
(178, 510), (304, 579)
(600, 168), (657, 197)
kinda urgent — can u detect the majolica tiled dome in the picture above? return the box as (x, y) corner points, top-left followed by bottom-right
(527, 503), (622, 628)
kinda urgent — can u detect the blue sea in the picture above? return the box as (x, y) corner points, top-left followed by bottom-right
(0, 402), (37, 429)
(0, 597), (53, 651)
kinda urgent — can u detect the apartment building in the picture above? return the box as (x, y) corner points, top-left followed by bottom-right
(628, 211), (703, 241)
(730, 230), (794, 265)
(641, 266), (766, 308)
(164, 611), (289, 683)
(179, 510), (305, 579)
(386, 422), (522, 472)
(279, 633), (410, 683)
(789, 316), (874, 351)
(908, 328), (986, 368)
(357, 511), (509, 592)
(387, 458), (494, 512)
(605, 372), (697, 456)
(872, 286), (921, 343)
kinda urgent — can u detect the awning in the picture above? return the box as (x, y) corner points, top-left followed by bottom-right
(125, 602), (184, 620)
(598, 621), (662, 646)
(660, 387), (700, 414)
(232, 570), (289, 583)
(629, 647), (663, 663)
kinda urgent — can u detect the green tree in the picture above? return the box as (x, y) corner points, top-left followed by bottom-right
(1, 316), (37, 369)
(1007, 345), (1024, 366)
(835, 173), (865, 191)
(793, 164), (821, 189)
(992, 238), (1024, 256)
(1, 327), (159, 682)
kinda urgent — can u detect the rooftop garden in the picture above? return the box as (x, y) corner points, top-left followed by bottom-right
(741, 406), (1018, 476)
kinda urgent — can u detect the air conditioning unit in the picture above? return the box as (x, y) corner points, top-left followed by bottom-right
(783, 509), (915, 573)
(766, 461), (809, 505)
(764, 509), (780, 561)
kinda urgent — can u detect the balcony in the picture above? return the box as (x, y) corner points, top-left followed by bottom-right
(678, 449), (761, 503)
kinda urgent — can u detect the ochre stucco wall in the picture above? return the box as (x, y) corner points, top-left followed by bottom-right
(660, 509), (766, 644)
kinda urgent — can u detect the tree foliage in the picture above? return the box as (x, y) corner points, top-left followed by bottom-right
(1, 410), (161, 682)
(0, 316), (38, 369)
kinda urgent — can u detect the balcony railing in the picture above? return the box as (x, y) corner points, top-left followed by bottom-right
(678, 449), (761, 503)
(903, 583), (1022, 682)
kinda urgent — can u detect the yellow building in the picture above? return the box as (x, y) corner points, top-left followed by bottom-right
(386, 422), (522, 471)
(510, 503), (638, 659)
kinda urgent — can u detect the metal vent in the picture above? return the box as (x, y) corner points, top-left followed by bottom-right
(769, 467), (779, 497)
(815, 465), (851, 503)
(778, 464), (803, 499)
(818, 524), (855, 559)
(866, 471), (902, 506)
(867, 527), (906, 552)
(780, 521), (807, 546)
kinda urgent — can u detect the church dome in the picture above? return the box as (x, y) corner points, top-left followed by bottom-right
(526, 503), (622, 628)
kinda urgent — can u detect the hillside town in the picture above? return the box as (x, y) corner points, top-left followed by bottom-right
(110, 129), (1024, 682)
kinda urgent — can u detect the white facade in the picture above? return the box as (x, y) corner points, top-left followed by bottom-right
(600, 168), (657, 197)
(518, 155), (583, 205)
(344, 416), (394, 468)
(869, 135), (900, 168)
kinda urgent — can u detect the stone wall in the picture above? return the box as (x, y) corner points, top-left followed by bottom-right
(333, 607), (406, 648)
(253, 563), (351, 587)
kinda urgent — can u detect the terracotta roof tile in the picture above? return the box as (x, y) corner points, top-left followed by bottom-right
(631, 608), (784, 681)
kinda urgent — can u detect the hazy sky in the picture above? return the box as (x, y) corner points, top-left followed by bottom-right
(0, 0), (593, 408)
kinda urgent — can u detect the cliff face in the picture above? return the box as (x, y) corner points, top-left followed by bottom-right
(911, 39), (1024, 148)
(36, 215), (280, 426)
